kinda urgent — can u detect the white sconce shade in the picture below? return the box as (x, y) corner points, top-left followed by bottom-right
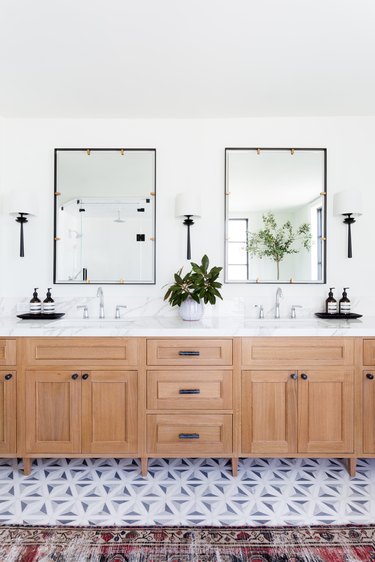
(7, 191), (38, 217)
(175, 192), (202, 218)
(333, 190), (362, 217)
(333, 189), (363, 258)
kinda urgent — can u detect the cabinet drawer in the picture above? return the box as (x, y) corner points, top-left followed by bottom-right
(147, 414), (233, 455)
(363, 339), (375, 365)
(147, 339), (233, 366)
(0, 340), (16, 366)
(147, 370), (232, 410)
(242, 337), (354, 367)
(24, 338), (138, 366)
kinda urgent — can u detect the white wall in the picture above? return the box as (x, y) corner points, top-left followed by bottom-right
(1, 116), (374, 316)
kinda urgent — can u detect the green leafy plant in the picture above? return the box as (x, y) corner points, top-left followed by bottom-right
(247, 212), (312, 280)
(164, 255), (223, 307)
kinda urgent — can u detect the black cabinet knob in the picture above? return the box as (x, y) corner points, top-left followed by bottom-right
(4, 374), (12, 381)
(71, 373), (79, 380)
(366, 373), (374, 380)
(82, 373), (89, 380)
(301, 373), (308, 380)
(290, 373), (298, 380)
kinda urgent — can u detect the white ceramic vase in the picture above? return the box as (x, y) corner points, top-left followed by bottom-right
(179, 297), (204, 321)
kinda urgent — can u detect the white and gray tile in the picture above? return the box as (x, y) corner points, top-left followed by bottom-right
(0, 457), (373, 527)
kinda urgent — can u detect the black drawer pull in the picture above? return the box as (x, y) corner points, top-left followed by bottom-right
(179, 389), (201, 394)
(290, 373), (297, 380)
(366, 373), (374, 380)
(178, 351), (200, 356)
(4, 374), (12, 381)
(71, 373), (79, 380)
(82, 373), (89, 380)
(301, 373), (308, 380)
(178, 433), (200, 440)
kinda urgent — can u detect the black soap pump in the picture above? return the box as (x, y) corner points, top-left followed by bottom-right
(339, 287), (351, 315)
(326, 287), (338, 315)
(43, 288), (55, 314)
(30, 288), (41, 315)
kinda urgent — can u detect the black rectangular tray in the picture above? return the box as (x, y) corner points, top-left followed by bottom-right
(17, 313), (65, 320)
(315, 312), (362, 320)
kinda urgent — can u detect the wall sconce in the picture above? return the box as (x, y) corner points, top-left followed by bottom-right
(175, 193), (202, 260)
(8, 192), (37, 257)
(333, 190), (362, 258)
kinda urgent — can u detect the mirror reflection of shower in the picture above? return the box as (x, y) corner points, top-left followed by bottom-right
(54, 148), (156, 284)
(57, 195), (153, 283)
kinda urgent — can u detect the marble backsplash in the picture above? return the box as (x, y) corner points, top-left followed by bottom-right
(0, 292), (365, 320)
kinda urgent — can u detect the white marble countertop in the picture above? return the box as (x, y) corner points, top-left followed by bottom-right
(1, 315), (374, 337)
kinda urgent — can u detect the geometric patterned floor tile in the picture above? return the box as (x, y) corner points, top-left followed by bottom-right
(0, 457), (374, 526)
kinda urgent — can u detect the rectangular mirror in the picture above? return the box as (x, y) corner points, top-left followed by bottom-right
(54, 148), (156, 284)
(225, 148), (326, 284)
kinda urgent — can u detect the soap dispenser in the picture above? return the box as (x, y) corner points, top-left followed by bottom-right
(339, 287), (351, 315)
(326, 287), (338, 314)
(43, 288), (55, 314)
(30, 288), (41, 315)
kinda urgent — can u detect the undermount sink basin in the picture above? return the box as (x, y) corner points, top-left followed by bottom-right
(244, 318), (328, 329)
(245, 317), (319, 323)
(51, 318), (134, 328)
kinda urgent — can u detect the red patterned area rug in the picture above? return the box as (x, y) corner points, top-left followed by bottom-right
(0, 525), (374, 561)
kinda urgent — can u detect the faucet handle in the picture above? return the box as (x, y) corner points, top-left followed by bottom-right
(115, 305), (127, 319)
(290, 305), (302, 319)
(253, 304), (264, 319)
(77, 305), (89, 319)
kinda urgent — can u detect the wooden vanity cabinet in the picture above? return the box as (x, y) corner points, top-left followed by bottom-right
(361, 339), (375, 454)
(144, 338), (237, 476)
(25, 369), (138, 456)
(0, 370), (17, 455)
(241, 338), (355, 468)
(242, 368), (354, 455)
(13, 334), (364, 477)
(0, 339), (17, 457)
(21, 338), (139, 471)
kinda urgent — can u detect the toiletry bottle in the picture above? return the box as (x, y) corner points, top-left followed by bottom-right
(339, 287), (351, 315)
(30, 288), (42, 315)
(43, 288), (55, 314)
(326, 287), (337, 314)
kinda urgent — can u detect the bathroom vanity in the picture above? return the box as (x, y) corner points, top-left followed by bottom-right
(1, 317), (375, 477)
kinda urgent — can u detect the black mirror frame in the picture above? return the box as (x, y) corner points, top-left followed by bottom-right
(224, 147), (327, 285)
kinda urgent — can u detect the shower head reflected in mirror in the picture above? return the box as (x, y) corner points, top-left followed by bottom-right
(114, 210), (126, 223)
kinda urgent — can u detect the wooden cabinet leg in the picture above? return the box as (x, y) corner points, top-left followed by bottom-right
(347, 458), (357, 477)
(231, 457), (238, 477)
(141, 457), (148, 477)
(23, 458), (32, 476)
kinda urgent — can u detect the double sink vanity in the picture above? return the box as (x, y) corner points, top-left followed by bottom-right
(1, 145), (365, 477)
(0, 313), (374, 478)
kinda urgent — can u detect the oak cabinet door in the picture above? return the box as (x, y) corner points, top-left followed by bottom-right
(0, 371), (16, 454)
(298, 369), (354, 454)
(363, 370), (375, 453)
(242, 370), (298, 455)
(81, 371), (138, 454)
(25, 370), (81, 454)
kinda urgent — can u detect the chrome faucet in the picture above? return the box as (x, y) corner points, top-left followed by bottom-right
(275, 287), (283, 318)
(97, 287), (105, 318)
